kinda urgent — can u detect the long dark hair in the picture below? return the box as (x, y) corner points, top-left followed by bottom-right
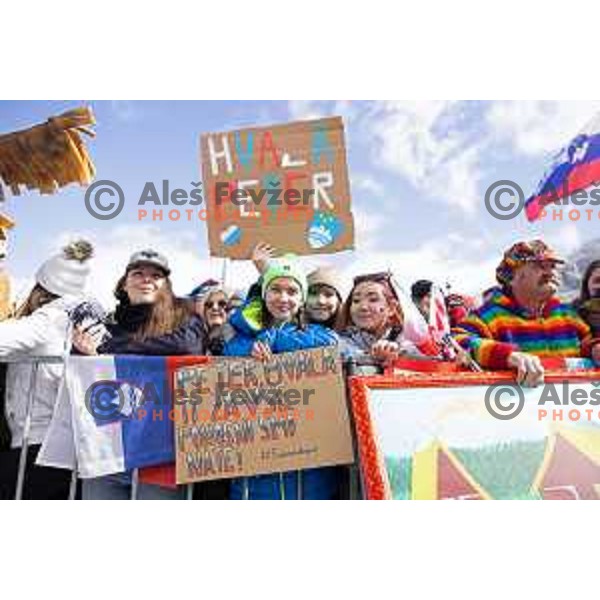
(114, 273), (193, 341)
(579, 260), (600, 303)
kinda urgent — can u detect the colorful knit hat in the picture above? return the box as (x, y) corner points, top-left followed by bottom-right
(261, 256), (307, 300)
(496, 240), (565, 288)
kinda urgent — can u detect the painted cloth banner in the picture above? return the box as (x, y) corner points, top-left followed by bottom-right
(350, 373), (600, 500)
(174, 347), (354, 484)
(200, 117), (354, 258)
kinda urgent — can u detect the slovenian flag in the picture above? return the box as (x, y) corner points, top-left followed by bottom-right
(38, 355), (209, 479)
(525, 120), (600, 221)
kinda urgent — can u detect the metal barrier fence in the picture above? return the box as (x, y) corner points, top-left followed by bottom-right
(2, 355), (371, 500)
(9, 354), (597, 500)
(0, 357), (65, 500)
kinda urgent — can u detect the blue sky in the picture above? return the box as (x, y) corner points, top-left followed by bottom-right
(1, 100), (599, 307)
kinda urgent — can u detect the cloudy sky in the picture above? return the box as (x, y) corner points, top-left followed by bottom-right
(1, 100), (600, 308)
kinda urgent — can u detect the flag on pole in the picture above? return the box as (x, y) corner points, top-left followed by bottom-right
(390, 276), (439, 356)
(428, 284), (456, 360)
(525, 113), (600, 221)
(429, 284), (451, 339)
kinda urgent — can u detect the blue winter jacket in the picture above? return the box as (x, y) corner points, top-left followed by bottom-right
(223, 298), (342, 500)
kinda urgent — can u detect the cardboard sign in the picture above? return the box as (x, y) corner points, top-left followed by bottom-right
(200, 117), (354, 258)
(174, 347), (354, 484)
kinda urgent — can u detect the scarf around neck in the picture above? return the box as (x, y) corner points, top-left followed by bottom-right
(113, 302), (153, 333)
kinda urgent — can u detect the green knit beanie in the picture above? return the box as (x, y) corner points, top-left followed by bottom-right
(261, 256), (307, 300)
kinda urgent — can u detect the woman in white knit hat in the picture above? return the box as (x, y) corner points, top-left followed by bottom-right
(0, 240), (94, 499)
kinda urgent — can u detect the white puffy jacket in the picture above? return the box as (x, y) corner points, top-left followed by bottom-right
(0, 296), (79, 448)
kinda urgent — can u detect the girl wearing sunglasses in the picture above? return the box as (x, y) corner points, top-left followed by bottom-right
(202, 287), (232, 357)
(189, 281), (231, 355)
(202, 291), (229, 330)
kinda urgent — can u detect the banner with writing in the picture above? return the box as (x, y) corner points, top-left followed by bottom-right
(200, 117), (354, 258)
(174, 347), (354, 484)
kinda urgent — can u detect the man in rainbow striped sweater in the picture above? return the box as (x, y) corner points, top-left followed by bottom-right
(453, 240), (600, 387)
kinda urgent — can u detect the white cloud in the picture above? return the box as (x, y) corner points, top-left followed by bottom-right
(287, 100), (325, 121)
(351, 173), (384, 196)
(20, 223), (567, 315)
(39, 225), (259, 310)
(287, 100), (361, 126)
(354, 100), (600, 218)
(109, 100), (142, 122)
(427, 145), (482, 214)
(544, 223), (582, 256)
(486, 101), (600, 156)
(352, 206), (387, 251)
(341, 232), (498, 299)
(368, 101), (483, 215)
(331, 100), (360, 124)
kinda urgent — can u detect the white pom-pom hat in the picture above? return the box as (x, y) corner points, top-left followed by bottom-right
(35, 240), (94, 297)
